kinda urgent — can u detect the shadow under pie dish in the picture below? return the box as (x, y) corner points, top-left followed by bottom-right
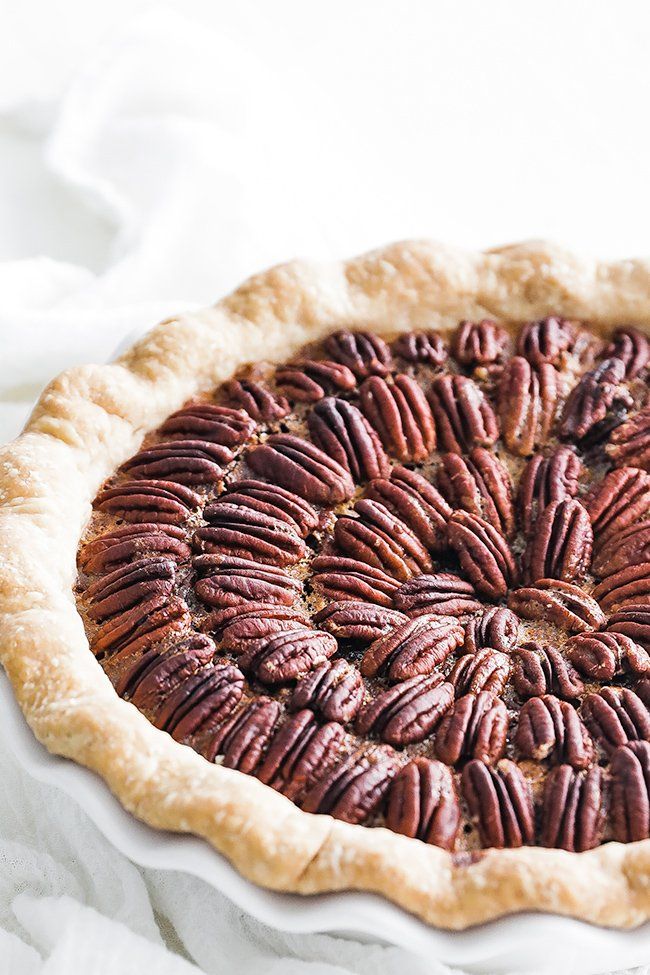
(2, 242), (650, 931)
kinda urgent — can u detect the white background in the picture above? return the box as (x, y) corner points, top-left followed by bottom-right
(1, 2), (650, 972)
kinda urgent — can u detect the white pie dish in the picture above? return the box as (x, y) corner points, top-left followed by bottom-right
(1, 667), (648, 974)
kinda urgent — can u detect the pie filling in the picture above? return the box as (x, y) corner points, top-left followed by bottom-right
(75, 319), (650, 853)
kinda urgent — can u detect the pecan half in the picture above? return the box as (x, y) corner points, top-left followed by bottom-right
(540, 765), (604, 851)
(275, 359), (357, 402)
(511, 643), (584, 701)
(221, 379), (289, 421)
(523, 498), (593, 584)
(314, 601), (407, 642)
(394, 572), (482, 617)
(153, 662), (245, 741)
(302, 744), (399, 823)
(462, 759), (534, 848)
(581, 687), (650, 754)
(447, 511), (518, 600)
(560, 357), (632, 443)
(452, 319), (508, 366)
(290, 659), (364, 724)
(385, 758), (460, 849)
(365, 466), (452, 553)
(356, 674), (453, 746)
(204, 697), (281, 772)
(463, 607), (519, 655)
(566, 631), (650, 682)
(114, 633), (216, 704)
(610, 741), (650, 842)
(311, 555), (400, 607)
(92, 596), (190, 660)
(160, 402), (256, 446)
(237, 626), (338, 685)
(323, 329), (392, 378)
(95, 479), (200, 524)
(307, 397), (390, 482)
(508, 579), (606, 632)
(604, 326), (650, 379)
(215, 479), (318, 537)
(448, 648), (511, 697)
(586, 467), (650, 551)
(593, 562), (650, 612)
(257, 710), (346, 802)
(498, 357), (558, 456)
(517, 447), (583, 536)
(334, 498), (432, 580)
(79, 523), (191, 574)
(435, 692), (508, 765)
(202, 602), (307, 639)
(85, 557), (176, 622)
(607, 407), (650, 470)
(359, 374), (436, 462)
(392, 330), (447, 365)
(515, 695), (594, 768)
(195, 504), (305, 566)
(219, 612), (311, 655)
(592, 520), (650, 578)
(194, 553), (302, 607)
(516, 317), (576, 367)
(120, 439), (233, 485)
(428, 374), (499, 453)
(607, 605), (650, 648)
(247, 433), (354, 504)
(361, 614), (464, 681)
(438, 448), (514, 538)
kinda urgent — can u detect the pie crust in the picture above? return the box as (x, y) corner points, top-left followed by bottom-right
(1, 239), (650, 930)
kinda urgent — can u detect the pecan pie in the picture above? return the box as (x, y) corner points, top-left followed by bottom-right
(2, 241), (650, 930)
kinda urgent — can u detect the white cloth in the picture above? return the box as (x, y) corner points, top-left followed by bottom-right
(0, 6), (649, 973)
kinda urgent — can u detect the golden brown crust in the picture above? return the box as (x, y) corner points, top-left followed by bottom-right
(1, 239), (650, 929)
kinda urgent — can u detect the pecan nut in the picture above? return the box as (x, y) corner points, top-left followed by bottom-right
(592, 520), (650, 578)
(290, 659), (364, 724)
(313, 601), (408, 642)
(84, 557), (176, 622)
(216, 479), (318, 538)
(523, 498), (593, 584)
(515, 694), (594, 768)
(113, 633), (216, 705)
(604, 326), (650, 379)
(275, 359), (357, 402)
(607, 407), (650, 470)
(447, 511), (518, 600)
(323, 329), (393, 378)
(79, 523), (191, 574)
(508, 579), (606, 632)
(392, 330), (447, 365)
(560, 358), (632, 444)
(92, 596), (190, 661)
(95, 479), (200, 524)
(194, 553), (302, 608)
(438, 448), (514, 538)
(462, 759), (535, 848)
(516, 317), (576, 367)
(333, 498), (432, 580)
(593, 562), (650, 612)
(517, 447), (583, 535)
(359, 374), (436, 462)
(610, 741), (650, 842)
(435, 692), (508, 765)
(566, 631), (650, 682)
(428, 374), (499, 453)
(221, 378), (289, 421)
(586, 467), (650, 551)
(120, 439), (233, 485)
(219, 611), (310, 655)
(307, 396), (390, 482)
(463, 607), (519, 655)
(153, 661), (245, 741)
(202, 601), (307, 639)
(606, 605), (650, 648)
(160, 402), (256, 446)
(581, 687), (650, 754)
(310, 555), (400, 607)
(540, 765), (604, 851)
(204, 697), (281, 772)
(448, 648), (511, 697)
(302, 744), (399, 823)
(257, 710), (346, 802)
(237, 626), (338, 685)
(196, 504), (306, 566)
(356, 674), (453, 746)
(452, 319), (508, 366)
(365, 465), (452, 553)
(394, 572), (482, 617)
(361, 614), (464, 681)
(385, 758), (460, 849)
(511, 643), (584, 701)
(247, 433), (354, 504)
(498, 357), (558, 456)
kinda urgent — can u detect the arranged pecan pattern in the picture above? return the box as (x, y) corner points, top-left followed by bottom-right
(161, 403), (256, 446)
(447, 511), (518, 600)
(522, 498), (593, 584)
(196, 503), (306, 566)
(361, 614), (464, 681)
(356, 674), (454, 746)
(515, 695), (594, 768)
(582, 687), (650, 754)
(365, 466), (451, 553)
(610, 742), (650, 841)
(221, 379), (289, 422)
(586, 467), (650, 551)
(85, 557), (176, 623)
(516, 317), (576, 367)
(560, 357), (632, 443)
(508, 579), (606, 632)
(428, 374), (499, 453)
(448, 648), (511, 697)
(462, 759), (535, 848)
(607, 407), (650, 470)
(452, 319), (508, 366)
(307, 397), (390, 482)
(324, 330), (392, 378)
(257, 710), (345, 802)
(302, 745), (399, 823)
(604, 326), (650, 379)
(275, 359), (357, 402)
(359, 374), (436, 462)
(517, 447), (583, 535)
(463, 607), (519, 655)
(92, 597), (190, 661)
(498, 357), (558, 456)
(237, 626), (338, 685)
(334, 498), (432, 580)
(311, 555), (400, 607)
(153, 661), (245, 741)
(120, 440), (233, 485)
(113, 633), (216, 705)
(435, 692), (508, 765)
(394, 572), (483, 617)
(95, 479), (200, 523)
(392, 330), (447, 365)
(290, 659), (364, 724)
(80, 523), (191, 574)
(385, 758), (460, 848)
(214, 479), (318, 537)
(194, 554), (302, 608)
(540, 765), (604, 851)
(566, 632), (650, 682)
(511, 643), (584, 701)
(438, 449), (514, 537)
(248, 433), (354, 504)
(204, 697), (281, 772)
(314, 601), (407, 642)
